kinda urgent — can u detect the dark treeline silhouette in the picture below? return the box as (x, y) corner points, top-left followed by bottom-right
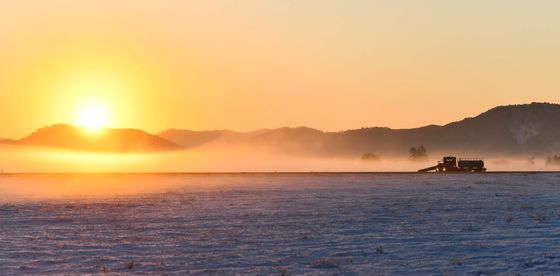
(546, 155), (560, 166)
(360, 153), (380, 162)
(409, 145), (428, 161)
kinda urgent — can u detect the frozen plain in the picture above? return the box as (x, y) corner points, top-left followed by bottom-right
(1, 173), (560, 274)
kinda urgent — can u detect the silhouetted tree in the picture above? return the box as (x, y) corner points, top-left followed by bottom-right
(546, 155), (560, 166)
(361, 153), (380, 162)
(409, 145), (428, 161)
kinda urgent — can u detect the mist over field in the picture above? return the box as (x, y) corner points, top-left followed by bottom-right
(0, 143), (552, 173)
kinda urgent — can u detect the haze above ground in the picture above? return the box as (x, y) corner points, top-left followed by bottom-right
(2, 1), (560, 138)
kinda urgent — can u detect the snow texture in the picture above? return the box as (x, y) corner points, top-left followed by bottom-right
(1, 173), (560, 274)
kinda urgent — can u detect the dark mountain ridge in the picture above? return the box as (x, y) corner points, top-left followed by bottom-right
(160, 102), (560, 157)
(1, 103), (558, 156)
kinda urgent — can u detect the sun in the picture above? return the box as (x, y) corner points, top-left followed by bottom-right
(77, 104), (109, 130)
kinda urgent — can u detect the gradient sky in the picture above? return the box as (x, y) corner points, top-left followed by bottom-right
(1, 0), (560, 138)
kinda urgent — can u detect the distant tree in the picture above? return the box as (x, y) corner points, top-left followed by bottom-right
(546, 155), (560, 166)
(361, 153), (380, 162)
(409, 145), (428, 161)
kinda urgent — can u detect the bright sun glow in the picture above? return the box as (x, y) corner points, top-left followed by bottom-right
(77, 104), (109, 130)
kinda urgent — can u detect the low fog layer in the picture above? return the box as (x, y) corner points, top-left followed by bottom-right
(0, 144), (553, 173)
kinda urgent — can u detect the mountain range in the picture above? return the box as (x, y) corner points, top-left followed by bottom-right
(158, 102), (560, 157)
(2, 102), (560, 156)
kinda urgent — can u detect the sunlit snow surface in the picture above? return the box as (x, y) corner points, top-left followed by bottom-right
(1, 173), (560, 274)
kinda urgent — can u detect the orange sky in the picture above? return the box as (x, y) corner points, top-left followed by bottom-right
(1, 1), (560, 138)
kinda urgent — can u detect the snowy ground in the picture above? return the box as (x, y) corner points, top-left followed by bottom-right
(1, 173), (560, 274)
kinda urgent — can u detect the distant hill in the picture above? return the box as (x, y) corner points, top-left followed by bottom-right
(158, 103), (560, 157)
(6, 124), (180, 152)
(158, 129), (238, 149)
(157, 128), (269, 149)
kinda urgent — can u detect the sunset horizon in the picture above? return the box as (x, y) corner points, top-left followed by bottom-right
(1, 101), (557, 138)
(3, 1), (560, 139)
(3, 1), (560, 274)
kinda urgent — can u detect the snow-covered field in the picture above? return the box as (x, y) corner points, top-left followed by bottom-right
(1, 173), (560, 274)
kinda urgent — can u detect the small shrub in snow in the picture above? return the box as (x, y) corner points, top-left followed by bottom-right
(462, 223), (475, 231)
(450, 257), (463, 266)
(311, 258), (338, 268)
(505, 215), (513, 223)
(533, 213), (548, 223)
(542, 251), (560, 259)
(127, 260), (135, 270)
